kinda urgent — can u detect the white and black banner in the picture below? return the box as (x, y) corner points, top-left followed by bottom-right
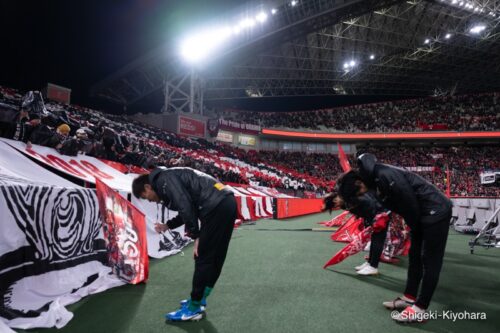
(0, 173), (124, 331)
(132, 196), (192, 259)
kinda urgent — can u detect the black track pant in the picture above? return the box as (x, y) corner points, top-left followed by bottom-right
(191, 195), (237, 301)
(368, 225), (388, 268)
(404, 214), (450, 309)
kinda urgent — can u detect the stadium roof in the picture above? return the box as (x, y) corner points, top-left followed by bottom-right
(91, 0), (500, 107)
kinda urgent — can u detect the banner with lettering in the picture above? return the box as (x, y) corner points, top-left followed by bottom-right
(219, 119), (261, 135)
(95, 179), (148, 284)
(178, 116), (206, 138)
(3, 138), (132, 192)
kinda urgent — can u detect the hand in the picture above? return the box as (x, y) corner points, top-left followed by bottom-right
(193, 238), (199, 259)
(154, 222), (168, 234)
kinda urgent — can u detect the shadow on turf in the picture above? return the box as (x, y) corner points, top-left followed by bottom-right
(326, 269), (405, 294)
(165, 316), (218, 333)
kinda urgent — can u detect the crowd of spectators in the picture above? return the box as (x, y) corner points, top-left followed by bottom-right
(0, 86), (325, 193)
(356, 146), (500, 197)
(220, 92), (500, 132)
(1, 85), (499, 197)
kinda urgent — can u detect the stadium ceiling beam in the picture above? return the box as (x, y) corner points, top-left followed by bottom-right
(91, 0), (405, 106)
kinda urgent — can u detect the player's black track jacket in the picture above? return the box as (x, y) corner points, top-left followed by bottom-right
(357, 153), (452, 230)
(148, 167), (233, 239)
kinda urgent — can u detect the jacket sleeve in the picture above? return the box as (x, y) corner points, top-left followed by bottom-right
(376, 167), (420, 227)
(166, 215), (185, 230)
(160, 172), (200, 239)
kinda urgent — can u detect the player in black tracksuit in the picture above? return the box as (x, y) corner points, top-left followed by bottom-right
(132, 167), (237, 321)
(330, 153), (452, 323)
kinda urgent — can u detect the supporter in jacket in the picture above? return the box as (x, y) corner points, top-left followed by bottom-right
(327, 153), (452, 323)
(132, 167), (237, 322)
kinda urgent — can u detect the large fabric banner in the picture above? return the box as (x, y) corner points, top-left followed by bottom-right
(95, 179), (148, 284)
(0, 174), (123, 331)
(3, 138), (132, 192)
(131, 196), (192, 259)
(0, 140), (77, 188)
(226, 185), (274, 221)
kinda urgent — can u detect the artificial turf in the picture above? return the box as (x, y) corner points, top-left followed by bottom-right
(21, 212), (500, 333)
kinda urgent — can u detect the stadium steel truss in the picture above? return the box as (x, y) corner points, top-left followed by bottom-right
(91, 0), (500, 113)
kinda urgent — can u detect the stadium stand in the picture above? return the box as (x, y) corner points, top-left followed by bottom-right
(2, 85), (500, 197)
(220, 92), (500, 132)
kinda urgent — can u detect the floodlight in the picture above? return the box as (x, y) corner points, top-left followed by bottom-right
(256, 12), (268, 23)
(470, 25), (486, 34)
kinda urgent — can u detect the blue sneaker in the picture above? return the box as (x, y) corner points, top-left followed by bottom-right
(165, 306), (203, 322)
(180, 298), (207, 310)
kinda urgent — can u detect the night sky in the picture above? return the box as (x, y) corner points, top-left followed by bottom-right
(0, 0), (411, 114)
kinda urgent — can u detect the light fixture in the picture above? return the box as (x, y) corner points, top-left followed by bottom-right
(343, 63), (349, 69)
(291, 0), (298, 7)
(256, 12), (268, 23)
(369, 54), (375, 60)
(349, 60), (356, 67)
(445, 33), (452, 39)
(470, 24), (486, 34)
(424, 38), (430, 44)
(271, 8), (277, 15)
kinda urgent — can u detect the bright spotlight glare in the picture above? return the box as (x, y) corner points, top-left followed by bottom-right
(256, 12), (268, 23)
(291, 0), (298, 7)
(445, 33), (452, 39)
(239, 18), (256, 28)
(343, 63), (349, 68)
(271, 8), (278, 15)
(424, 38), (430, 44)
(180, 27), (232, 63)
(349, 60), (356, 67)
(369, 54), (375, 60)
(470, 25), (486, 34)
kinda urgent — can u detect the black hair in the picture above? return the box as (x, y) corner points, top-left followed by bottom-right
(336, 170), (364, 206)
(132, 174), (150, 198)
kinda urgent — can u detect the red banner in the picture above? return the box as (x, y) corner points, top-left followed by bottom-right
(179, 116), (206, 138)
(95, 179), (149, 284)
(275, 198), (323, 219)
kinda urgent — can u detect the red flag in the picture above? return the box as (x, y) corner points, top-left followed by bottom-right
(324, 227), (372, 268)
(331, 215), (364, 242)
(318, 211), (351, 227)
(95, 179), (149, 284)
(337, 143), (351, 172)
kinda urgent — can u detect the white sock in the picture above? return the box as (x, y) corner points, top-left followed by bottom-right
(412, 305), (425, 313)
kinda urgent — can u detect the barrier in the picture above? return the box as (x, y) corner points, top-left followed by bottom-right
(274, 198), (324, 219)
(452, 197), (500, 234)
